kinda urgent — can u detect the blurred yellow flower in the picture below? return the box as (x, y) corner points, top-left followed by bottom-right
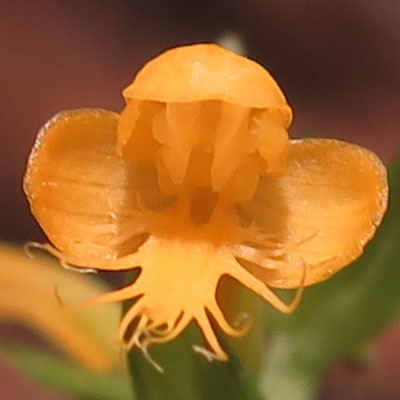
(23, 44), (388, 369)
(0, 242), (120, 373)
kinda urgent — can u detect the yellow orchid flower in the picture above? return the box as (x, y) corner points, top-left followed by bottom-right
(23, 44), (388, 369)
(0, 242), (120, 373)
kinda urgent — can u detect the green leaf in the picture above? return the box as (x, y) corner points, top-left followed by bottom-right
(126, 316), (265, 400)
(1, 342), (132, 400)
(259, 155), (400, 400)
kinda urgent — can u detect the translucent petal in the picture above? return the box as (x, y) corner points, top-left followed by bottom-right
(122, 44), (292, 116)
(240, 138), (388, 288)
(24, 109), (149, 268)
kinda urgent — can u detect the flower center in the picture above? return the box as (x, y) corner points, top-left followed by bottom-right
(117, 100), (289, 206)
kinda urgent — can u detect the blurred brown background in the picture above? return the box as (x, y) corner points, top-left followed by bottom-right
(0, 1), (399, 399)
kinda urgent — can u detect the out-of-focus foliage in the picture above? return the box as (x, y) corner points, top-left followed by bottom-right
(1, 343), (131, 400)
(0, 245), (131, 399)
(127, 322), (264, 400)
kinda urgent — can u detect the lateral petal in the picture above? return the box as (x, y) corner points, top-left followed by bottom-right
(240, 138), (388, 288)
(24, 109), (149, 268)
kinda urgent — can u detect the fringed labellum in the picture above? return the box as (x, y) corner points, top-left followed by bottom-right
(24, 44), (388, 370)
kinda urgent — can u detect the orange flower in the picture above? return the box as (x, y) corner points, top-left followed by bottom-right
(23, 44), (388, 369)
